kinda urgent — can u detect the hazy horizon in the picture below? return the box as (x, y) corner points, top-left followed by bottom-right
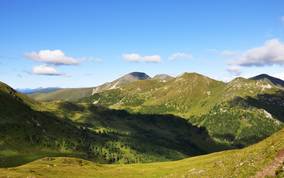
(13, 71), (278, 90)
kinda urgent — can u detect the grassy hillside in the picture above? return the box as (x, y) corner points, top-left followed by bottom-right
(0, 82), (106, 167)
(82, 73), (284, 148)
(2, 73), (284, 177)
(0, 81), (230, 167)
(25, 73), (284, 151)
(29, 87), (93, 101)
(85, 73), (281, 116)
(0, 81), (38, 108)
(84, 73), (225, 115)
(28, 72), (151, 102)
(43, 101), (230, 161)
(1, 127), (283, 178)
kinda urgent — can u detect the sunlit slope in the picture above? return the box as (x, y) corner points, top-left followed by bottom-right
(83, 73), (284, 147)
(29, 87), (93, 101)
(85, 73), (225, 114)
(0, 81), (38, 108)
(0, 81), (229, 167)
(1, 127), (283, 178)
(29, 72), (151, 101)
(86, 73), (283, 116)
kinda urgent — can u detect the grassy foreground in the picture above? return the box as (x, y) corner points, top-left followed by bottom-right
(1, 128), (284, 178)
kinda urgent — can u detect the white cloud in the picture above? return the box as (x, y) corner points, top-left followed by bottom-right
(227, 65), (241, 76)
(169, 52), (192, 60)
(122, 53), (161, 63)
(143, 55), (161, 62)
(25, 49), (79, 65)
(233, 39), (284, 67)
(32, 65), (63, 76)
(122, 53), (142, 62)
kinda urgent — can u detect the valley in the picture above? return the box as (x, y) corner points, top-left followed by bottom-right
(0, 72), (284, 177)
(1, 125), (284, 178)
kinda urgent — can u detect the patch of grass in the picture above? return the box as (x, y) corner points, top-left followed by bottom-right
(1, 128), (284, 178)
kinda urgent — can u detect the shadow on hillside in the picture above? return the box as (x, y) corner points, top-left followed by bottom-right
(0, 91), (146, 167)
(58, 103), (232, 159)
(229, 90), (284, 122)
(0, 90), (233, 168)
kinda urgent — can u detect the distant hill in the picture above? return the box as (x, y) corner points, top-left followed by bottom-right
(250, 74), (284, 88)
(17, 87), (60, 94)
(22, 72), (284, 149)
(152, 74), (173, 81)
(29, 72), (151, 101)
(91, 72), (151, 94)
(29, 87), (94, 101)
(116, 72), (151, 83)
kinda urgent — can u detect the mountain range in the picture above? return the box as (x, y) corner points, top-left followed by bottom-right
(24, 72), (284, 147)
(1, 72), (284, 177)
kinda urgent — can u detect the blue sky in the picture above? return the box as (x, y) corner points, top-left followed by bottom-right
(1, 0), (284, 88)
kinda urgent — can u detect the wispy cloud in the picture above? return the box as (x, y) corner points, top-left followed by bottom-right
(219, 50), (240, 58)
(122, 53), (161, 63)
(227, 65), (241, 76)
(25, 49), (79, 65)
(80, 56), (103, 63)
(32, 65), (64, 76)
(169, 52), (192, 61)
(281, 16), (284, 23)
(208, 49), (240, 58)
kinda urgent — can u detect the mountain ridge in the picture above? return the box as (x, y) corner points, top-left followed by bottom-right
(0, 72), (284, 176)
(83, 72), (284, 147)
(28, 72), (284, 102)
(250, 73), (284, 88)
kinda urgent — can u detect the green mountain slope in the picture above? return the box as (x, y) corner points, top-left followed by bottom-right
(85, 73), (225, 115)
(0, 81), (229, 167)
(29, 72), (151, 101)
(2, 73), (284, 173)
(82, 73), (284, 148)
(1, 126), (284, 178)
(43, 101), (230, 161)
(152, 74), (173, 81)
(0, 82), (123, 167)
(28, 87), (94, 102)
(85, 73), (281, 115)
(250, 74), (284, 88)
